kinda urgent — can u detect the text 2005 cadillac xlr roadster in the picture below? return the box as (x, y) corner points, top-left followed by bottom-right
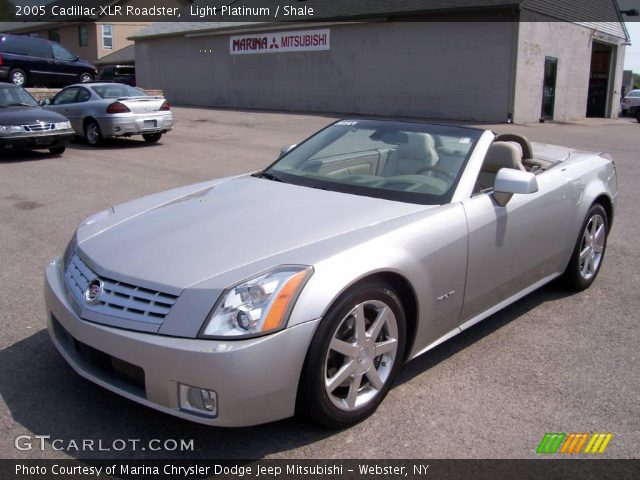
(45, 119), (617, 427)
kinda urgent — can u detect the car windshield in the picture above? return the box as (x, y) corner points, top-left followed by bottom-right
(0, 86), (38, 108)
(265, 120), (482, 205)
(91, 84), (146, 99)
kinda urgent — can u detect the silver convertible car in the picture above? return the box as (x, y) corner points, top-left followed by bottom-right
(45, 120), (617, 427)
(42, 82), (173, 146)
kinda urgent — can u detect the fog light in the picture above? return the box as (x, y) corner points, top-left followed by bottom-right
(179, 384), (217, 417)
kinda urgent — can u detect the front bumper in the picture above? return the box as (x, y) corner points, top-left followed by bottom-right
(0, 129), (75, 149)
(45, 256), (319, 427)
(96, 113), (174, 138)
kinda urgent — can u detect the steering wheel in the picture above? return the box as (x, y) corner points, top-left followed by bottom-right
(415, 165), (455, 181)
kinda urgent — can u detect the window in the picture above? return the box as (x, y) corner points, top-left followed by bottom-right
(48, 29), (60, 43)
(52, 87), (80, 105)
(51, 42), (76, 61)
(79, 25), (88, 47)
(76, 88), (91, 103)
(0, 36), (52, 59)
(102, 24), (113, 49)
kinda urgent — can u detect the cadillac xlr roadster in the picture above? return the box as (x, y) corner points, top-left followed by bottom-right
(45, 119), (617, 427)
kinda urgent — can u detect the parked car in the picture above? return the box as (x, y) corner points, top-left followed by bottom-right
(45, 119), (616, 428)
(42, 82), (173, 146)
(0, 34), (96, 87)
(97, 65), (136, 86)
(621, 89), (640, 116)
(0, 82), (74, 155)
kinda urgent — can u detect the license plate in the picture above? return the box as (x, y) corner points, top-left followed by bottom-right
(35, 137), (52, 146)
(143, 120), (157, 129)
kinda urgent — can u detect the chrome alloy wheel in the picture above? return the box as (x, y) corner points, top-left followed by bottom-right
(11, 71), (25, 86)
(324, 300), (399, 411)
(578, 213), (605, 280)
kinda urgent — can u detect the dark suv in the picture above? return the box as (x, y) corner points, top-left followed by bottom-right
(0, 34), (97, 87)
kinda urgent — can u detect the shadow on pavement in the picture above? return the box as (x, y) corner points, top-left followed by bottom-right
(0, 283), (573, 461)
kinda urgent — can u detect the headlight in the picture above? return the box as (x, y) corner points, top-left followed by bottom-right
(79, 207), (114, 227)
(0, 125), (23, 135)
(55, 121), (71, 130)
(200, 266), (313, 339)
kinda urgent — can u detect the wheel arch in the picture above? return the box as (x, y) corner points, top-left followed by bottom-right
(593, 194), (614, 229)
(318, 270), (419, 363)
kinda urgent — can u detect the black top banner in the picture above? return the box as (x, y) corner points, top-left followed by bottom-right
(1, 0), (639, 23)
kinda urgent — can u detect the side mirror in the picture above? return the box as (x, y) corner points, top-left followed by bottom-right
(74, 55), (79, 62)
(279, 144), (296, 158)
(492, 168), (538, 206)
(38, 98), (51, 106)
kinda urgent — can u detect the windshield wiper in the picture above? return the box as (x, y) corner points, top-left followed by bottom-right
(252, 171), (282, 182)
(7, 103), (35, 107)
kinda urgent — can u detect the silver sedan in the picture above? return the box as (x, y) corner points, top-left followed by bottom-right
(44, 119), (616, 427)
(43, 82), (173, 146)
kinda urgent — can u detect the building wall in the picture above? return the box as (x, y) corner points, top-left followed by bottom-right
(513, 21), (593, 123)
(135, 22), (516, 122)
(513, 18), (626, 123)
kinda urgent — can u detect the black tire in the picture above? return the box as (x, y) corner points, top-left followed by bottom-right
(80, 73), (93, 83)
(9, 68), (27, 87)
(49, 146), (65, 155)
(561, 203), (608, 291)
(142, 133), (162, 143)
(84, 119), (103, 147)
(636, 111), (640, 123)
(297, 280), (406, 428)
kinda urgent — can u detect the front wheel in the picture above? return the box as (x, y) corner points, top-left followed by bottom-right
(49, 146), (65, 155)
(142, 133), (162, 143)
(298, 281), (406, 428)
(561, 204), (608, 291)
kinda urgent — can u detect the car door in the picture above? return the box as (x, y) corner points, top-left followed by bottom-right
(47, 87), (82, 131)
(49, 43), (81, 85)
(459, 166), (577, 329)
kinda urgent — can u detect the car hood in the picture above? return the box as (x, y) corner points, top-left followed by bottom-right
(0, 107), (68, 124)
(77, 176), (426, 291)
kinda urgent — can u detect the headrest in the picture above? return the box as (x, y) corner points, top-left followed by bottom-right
(398, 132), (436, 159)
(483, 142), (523, 173)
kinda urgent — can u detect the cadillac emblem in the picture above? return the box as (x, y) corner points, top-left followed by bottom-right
(85, 279), (103, 304)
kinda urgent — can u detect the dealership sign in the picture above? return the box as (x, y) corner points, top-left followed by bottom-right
(230, 29), (330, 55)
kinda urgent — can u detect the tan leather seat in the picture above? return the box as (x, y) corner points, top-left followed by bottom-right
(476, 141), (526, 191)
(382, 133), (439, 176)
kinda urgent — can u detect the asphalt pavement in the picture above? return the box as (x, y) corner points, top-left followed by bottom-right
(0, 108), (638, 460)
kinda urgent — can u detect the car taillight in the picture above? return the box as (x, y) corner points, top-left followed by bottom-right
(106, 102), (130, 114)
(0, 56), (3, 65)
(159, 101), (170, 111)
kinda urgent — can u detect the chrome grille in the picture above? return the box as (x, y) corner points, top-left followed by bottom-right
(64, 253), (178, 325)
(22, 123), (55, 132)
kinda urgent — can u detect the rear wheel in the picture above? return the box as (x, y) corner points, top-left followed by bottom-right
(561, 204), (608, 291)
(84, 120), (104, 147)
(298, 281), (406, 428)
(9, 68), (27, 87)
(80, 73), (93, 83)
(142, 133), (162, 143)
(49, 146), (65, 155)
(636, 111), (640, 123)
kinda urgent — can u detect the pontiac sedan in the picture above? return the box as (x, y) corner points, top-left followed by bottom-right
(45, 119), (616, 427)
(43, 82), (172, 146)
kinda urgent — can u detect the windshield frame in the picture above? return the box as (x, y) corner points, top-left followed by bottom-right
(263, 119), (483, 205)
